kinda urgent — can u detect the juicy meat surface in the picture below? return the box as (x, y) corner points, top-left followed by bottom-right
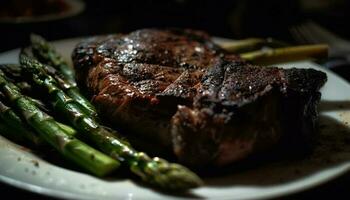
(72, 29), (327, 167)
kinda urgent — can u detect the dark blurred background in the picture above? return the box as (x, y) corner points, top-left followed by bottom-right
(0, 0), (349, 51)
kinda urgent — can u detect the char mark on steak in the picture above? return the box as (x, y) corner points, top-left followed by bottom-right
(72, 29), (327, 167)
(172, 60), (326, 166)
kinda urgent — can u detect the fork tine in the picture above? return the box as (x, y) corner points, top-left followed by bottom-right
(291, 21), (350, 57)
(304, 21), (350, 54)
(298, 23), (320, 44)
(289, 26), (309, 44)
(306, 21), (340, 43)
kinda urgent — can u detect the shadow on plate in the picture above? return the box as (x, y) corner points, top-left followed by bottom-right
(319, 100), (350, 112)
(203, 100), (350, 186)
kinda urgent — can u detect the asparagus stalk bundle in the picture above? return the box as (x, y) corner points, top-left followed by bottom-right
(45, 64), (98, 118)
(30, 34), (76, 85)
(0, 100), (42, 145)
(0, 63), (120, 140)
(21, 47), (98, 119)
(1, 93), (75, 138)
(0, 64), (34, 94)
(0, 70), (120, 177)
(20, 54), (203, 190)
(0, 64), (23, 80)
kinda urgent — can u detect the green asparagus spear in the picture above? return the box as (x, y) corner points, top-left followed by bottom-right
(220, 38), (266, 53)
(0, 64), (34, 94)
(240, 44), (328, 65)
(219, 38), (289, 53)
(20, 49), (98, 119)
(0, 100), (42, 145)
(1, 96), (76, 140)
(30, 34), (75, 85)
(56, 121), (77, 136)
(44, 63), (98, 119)
(20, 54), (203, 190)
(1, 66), (44, 114)
(0, 71), (120, 177)
(0, 64), (22, 80)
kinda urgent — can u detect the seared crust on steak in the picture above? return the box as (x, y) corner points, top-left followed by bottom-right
(172, 60), (326, 166)
(72, 29), (327, 167)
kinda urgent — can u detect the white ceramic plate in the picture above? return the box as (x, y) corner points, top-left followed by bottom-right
(1, 38), (350, 200)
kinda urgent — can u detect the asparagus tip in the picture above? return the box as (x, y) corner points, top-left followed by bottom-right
(162, 163), (203, 190)
(30, 33), (45, 44)
(134, 158), (203, 191)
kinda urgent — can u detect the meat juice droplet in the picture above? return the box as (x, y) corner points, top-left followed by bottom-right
(104, 63), (112, 68)
(195, 46), (203, 52)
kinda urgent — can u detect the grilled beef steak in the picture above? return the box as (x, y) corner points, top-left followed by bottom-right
(72, 29), (327, 167)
